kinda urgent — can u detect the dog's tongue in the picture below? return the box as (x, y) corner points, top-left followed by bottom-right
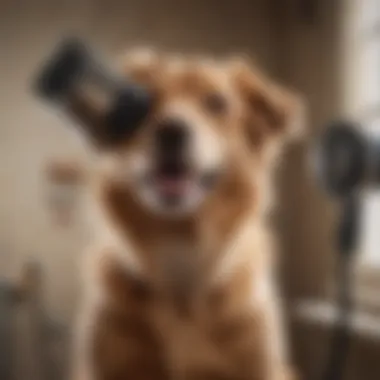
(157, 177), (188, 196)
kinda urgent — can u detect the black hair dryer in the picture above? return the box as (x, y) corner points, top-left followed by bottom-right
(314, 120), (380, 197)
(313, 120), (379, 255)
(34, 38), (152, 145)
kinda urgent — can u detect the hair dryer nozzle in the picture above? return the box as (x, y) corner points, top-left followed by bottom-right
(34, 38), (89, 100)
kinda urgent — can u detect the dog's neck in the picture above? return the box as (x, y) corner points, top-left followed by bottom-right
(91, 165), (261, 307)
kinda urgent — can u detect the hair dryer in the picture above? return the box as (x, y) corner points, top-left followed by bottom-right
(34, 38), (152, 146)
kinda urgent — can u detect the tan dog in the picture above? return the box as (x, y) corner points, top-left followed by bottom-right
(72, 50), (304, 380)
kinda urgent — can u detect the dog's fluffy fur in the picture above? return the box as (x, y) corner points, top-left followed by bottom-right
(72, 49), (304, 380)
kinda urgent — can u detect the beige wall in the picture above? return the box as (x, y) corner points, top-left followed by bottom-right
(0, 0), (280, 321)
(275, 0), (344, 300)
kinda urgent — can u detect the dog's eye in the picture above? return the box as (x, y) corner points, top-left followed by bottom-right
(203, 93), (227, 115)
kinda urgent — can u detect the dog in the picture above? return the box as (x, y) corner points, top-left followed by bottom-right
(71, 49), (304, 380)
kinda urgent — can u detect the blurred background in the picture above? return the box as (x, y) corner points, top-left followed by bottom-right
(1, 0), (380, 379)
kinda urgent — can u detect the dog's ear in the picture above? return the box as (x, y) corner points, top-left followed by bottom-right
(228, 58), (305, 151)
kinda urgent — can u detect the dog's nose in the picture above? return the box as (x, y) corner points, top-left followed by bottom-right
(155, 120), (189, 153)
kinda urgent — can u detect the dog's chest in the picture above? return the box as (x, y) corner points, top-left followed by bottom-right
(141, 285), (266, 380)
(145, 237), (204, 300)
(96, 248), (273, 380)
(152, 305), (238, 379)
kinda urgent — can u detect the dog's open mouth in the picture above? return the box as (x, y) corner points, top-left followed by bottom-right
(152, 161), (221, 207)
(154, 160), (191, 204)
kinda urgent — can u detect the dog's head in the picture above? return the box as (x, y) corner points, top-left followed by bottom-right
(86, 50), (304, 218)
